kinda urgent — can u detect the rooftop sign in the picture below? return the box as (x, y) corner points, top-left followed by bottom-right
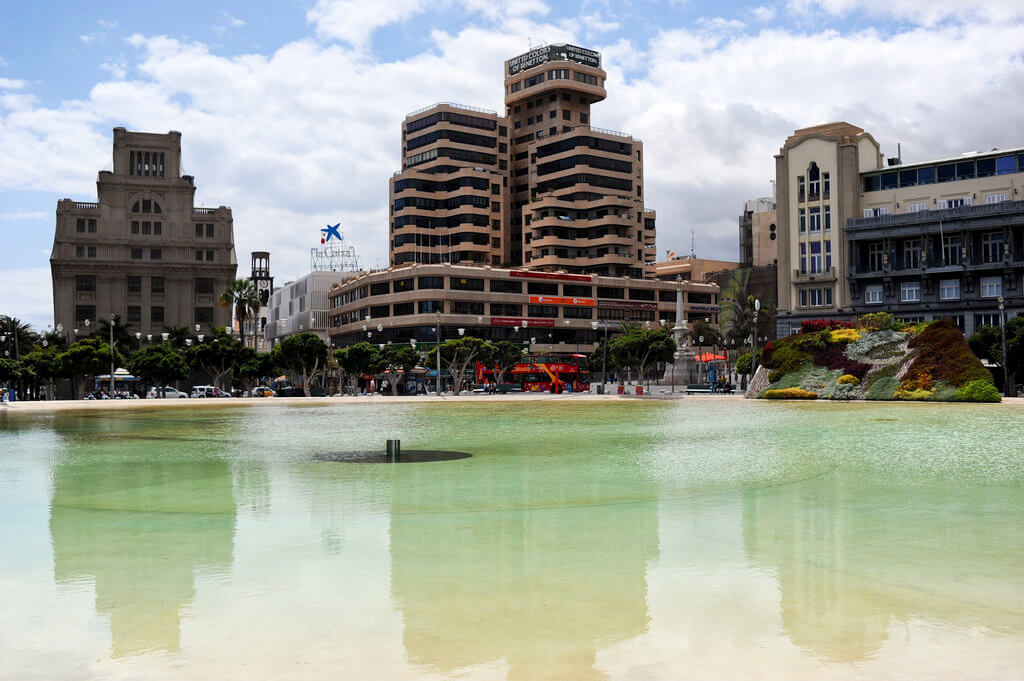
(507, 44), (600, 76)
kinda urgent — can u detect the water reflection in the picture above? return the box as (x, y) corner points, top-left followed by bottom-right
(389, 462), (659, 681)
(50, 458), (236, 657)
(743, 474), (1024, 662)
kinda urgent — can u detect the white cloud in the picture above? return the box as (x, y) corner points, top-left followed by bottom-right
(221, 12), (245, 28)
(98, 19), (118, 30)
(0, 77), (26, 89)
(0, 56), (8, 67)
(79, 34), (97, 44)
(0, 267), (52, 329)
(100, 59), (127, 80)
(307, 0), (430, 47)
(787, 0), (1024, 25)
(750, 5), (777, 22)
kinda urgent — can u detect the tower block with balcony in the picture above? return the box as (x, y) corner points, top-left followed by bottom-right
(388, 44), (656, 278)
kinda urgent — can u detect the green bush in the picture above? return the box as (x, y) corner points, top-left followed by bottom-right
(770, 366), (811, 390)
(928, 380), (958, 402)
(903, 318), (992, 388)
(859, 311), (895, 332)
(953, 379), (1001, 403)
(865, 376), (898, 400)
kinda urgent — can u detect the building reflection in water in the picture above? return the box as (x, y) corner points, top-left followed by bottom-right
(388, 461), (659, 681)
(49, 459), (236, 658)
(742, 474), (1024, 662)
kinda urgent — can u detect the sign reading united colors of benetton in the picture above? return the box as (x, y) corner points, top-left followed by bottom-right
(506, 44), (601, 76)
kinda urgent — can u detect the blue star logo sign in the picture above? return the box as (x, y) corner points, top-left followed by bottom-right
(321, 223), (341, 244)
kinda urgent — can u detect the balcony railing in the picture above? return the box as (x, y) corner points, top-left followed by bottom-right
(405, 102), (497, 118)
(193, 207), (217, 215)
(848, 200), (1024, 230)
(74, 202), (99, 209)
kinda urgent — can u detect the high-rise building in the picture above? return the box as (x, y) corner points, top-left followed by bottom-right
(246, 251), (273, 352)
(389, 44), (655, 278)
(51, 128), (237, 337)
(739, 196), (777, 267)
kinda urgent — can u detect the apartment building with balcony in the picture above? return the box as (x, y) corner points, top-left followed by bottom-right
(775, 124), (1024, 336)
(846, 148), (1024, 335)
(327, 263), (718, 352)
(51, 128), (237, 337)
(388, 44), (656, 278)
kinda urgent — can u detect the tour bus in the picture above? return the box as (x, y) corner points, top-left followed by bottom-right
(477, 353), (591, 393)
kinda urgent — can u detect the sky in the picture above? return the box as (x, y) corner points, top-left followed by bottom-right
(2, 0), (1023, 330)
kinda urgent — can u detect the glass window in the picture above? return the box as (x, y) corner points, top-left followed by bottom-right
(418, 300), (443, 313)
(370, 282), (390, 296)
(76, 218), (85, 232)
(980, 277), (1002, 298)
(150, 248), (161, 260)
(899, 169), (917, 187)
(151, 277), (164, 294)
(195, 307), (214, 324)
(151, 306), (164, 324)
(907, 202), (927, 213)
(903, 239), (921, 269)
(982, 232), (1004, 263)
(880, 172), (897, 190)
(527, 282), (558, 295)
(131, 248), (143, 260)
(489, 302), (521, 316)
(955, 161), (975, 180)
(195, 250), (203, 261)
(986, 193), (1007, 204)
(864, 285), (883, 304)
(451, 301), (484, 315)
(917, 167), (936, 184)
(131, 221), (140, 234)
(527, 305), (558, 318)
(868, 242), (885, 271)
(596, 287), (624, 299)
(127, 306), (141, 325)
(939, 279), (960, 301)
(564, 284), (592, 297)
(809, 207), (821, 232)
(995, 156), (1016, 175)
(900, 281), (921, 302)
(563, 306), (593, 319)
(490, 279), (522, 293)
(937, 164), (955, 182)
(450, 276), (484, 291)
(127, 276), (141, 293)
(87, 246), (96, 257)
(393, 302), (414, 316)
(799, 208), (806, 233)
(943, 235), (961, 265)
(75, 275), (96, 291)
(976, 158), (995, 177)
(206, 250), (214, 261)
(206, 224), (214, 238)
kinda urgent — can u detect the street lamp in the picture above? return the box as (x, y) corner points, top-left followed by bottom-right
(108, 313), (115, 397)
(435, 310), (442, 395)
(161, 332), (169, 342)
(752, 298), (761, 374)
(998, 296), (1010, 396)
(197, 334), (204, 343)
(591, 320), (609, 388)
(458, 328), (465, 336)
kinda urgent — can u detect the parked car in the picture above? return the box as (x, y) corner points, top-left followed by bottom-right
(191, 385), (230, 398)
(147, 386), (188, 399)
(252, 386), (276, 397)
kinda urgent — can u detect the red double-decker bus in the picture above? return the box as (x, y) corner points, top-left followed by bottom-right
(477, 353), (590, 393)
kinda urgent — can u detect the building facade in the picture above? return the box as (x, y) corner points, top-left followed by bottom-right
(264, 270), (358, 348)
(846, 148), (1024, 335)
(739, 196), (778, 268)
(244, 251), (273, 352)
(51, 128), (237, 337)
(388, 44), (655, 278)
(327, 263), (718, 352)
(774, 123), (883, 335)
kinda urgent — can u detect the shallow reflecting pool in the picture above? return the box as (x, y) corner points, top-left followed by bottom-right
(1, 400), (1023, 680)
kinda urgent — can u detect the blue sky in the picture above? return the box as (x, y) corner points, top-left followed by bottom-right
(2, 0), (1023, 329)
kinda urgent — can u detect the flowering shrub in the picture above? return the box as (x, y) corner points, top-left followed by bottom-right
(899, 370), (934, 392)
(865, 376), (898, 400)
(801, 319), (857, 333)
(829, 328), (862, 344)
(846, 330), (906, 363)
(763, 388), (818, 399)
(837, 374), (860, 385)
(903, 319), (992, 387)
(812, 345), (871, 379)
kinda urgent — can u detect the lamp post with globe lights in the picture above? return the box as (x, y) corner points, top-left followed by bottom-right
(998, 296), (1010, 396)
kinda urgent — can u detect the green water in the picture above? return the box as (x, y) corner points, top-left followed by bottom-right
(1, 400), (1023, 680)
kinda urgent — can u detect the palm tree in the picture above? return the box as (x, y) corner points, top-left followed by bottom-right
(162, 326), (192, 349)
(219, 279), (260, 347)
(0, 316), (38, 358)
(92, 314), (136, 356)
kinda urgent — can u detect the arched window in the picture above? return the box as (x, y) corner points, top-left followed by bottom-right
(131, 198), (162, 214)
(808, 163), (821, 197)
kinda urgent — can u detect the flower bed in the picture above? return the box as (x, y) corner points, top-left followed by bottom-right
(801, 319), (857, 333)
(763, 388), (818, 400)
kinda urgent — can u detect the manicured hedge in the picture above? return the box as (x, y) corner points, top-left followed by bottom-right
(953, 379), (1001, 403)
(903, 318), (992, 387)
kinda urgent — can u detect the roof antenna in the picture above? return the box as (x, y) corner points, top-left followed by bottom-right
(690, 229), (696, 259)
(897, 142), (902, 162)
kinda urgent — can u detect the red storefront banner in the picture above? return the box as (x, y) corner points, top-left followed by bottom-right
(597, 300), (659, 310)
(490, 317), (556, 327)
(509, 270), (592, 282)
(528, 295), (595, 306)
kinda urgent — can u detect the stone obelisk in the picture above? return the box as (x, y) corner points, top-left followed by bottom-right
(663, 275), (696, 387)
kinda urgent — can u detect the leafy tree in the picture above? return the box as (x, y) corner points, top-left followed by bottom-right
(426, 336), (493, 395)
(687, 318), (723, 350)
(0, 358), (23, 397)
(735, 350), (762, 376)
(610, 328), (676, 389)
(188, 330), (244, 390)
(969, 317), (1024, 393)
(61, 337), (125, 398)
(219, 278), (260, 347)
(129, 343), (189, 397)
(21, 349), (63, 400)
(335, 342), (383, 394)
(237, 349), (279, 393)
(273, 332), (328, 396)
(720, 295), (776, 347)
(378, 345), (420, 395)
(490, 341), (524, 385)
